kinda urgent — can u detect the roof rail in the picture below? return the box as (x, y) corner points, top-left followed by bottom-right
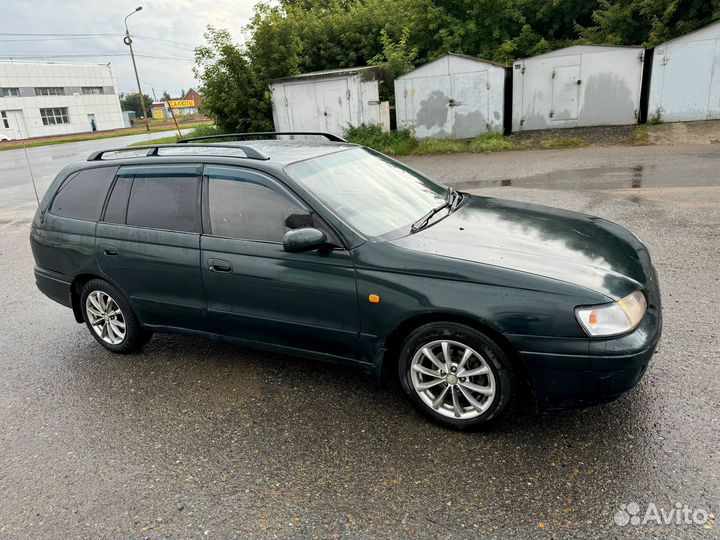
(87, 143), (270, 162)
(177, 131), (348, 143)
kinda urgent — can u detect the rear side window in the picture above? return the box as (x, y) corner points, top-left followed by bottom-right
(50, 167), (117, 220)
(103, 176), (132, 225)
(125, 168), (200, 233)
(206, 166), (306, 242)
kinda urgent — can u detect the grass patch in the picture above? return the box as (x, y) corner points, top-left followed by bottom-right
(627, 127), (651, 146)
(129, 125), (225, 147)
(538, 136), (587, 149)
(344, 124), (417, 155)
(0, 121), (214, 152)
(469, 132), (515, 152)
(414, 138), (465, 154)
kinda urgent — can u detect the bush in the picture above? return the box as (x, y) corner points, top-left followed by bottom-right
(469, 132), (514, 152)
(344, 124), (417, 155)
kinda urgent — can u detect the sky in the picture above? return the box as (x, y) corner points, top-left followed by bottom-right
(1, 0), (265, 97)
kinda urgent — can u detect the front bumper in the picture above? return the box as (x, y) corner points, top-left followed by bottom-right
(509, 266), (662, 412)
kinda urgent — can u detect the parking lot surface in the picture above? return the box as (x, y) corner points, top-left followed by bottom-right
(0, 143), (718, 539)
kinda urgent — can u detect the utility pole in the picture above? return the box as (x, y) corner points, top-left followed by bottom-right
(124, 6), (150, 132)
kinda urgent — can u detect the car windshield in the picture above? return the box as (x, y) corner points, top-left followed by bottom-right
(286, 148), (450, 238)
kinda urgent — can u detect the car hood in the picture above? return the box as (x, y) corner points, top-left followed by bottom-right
(391, 194), (649, 300)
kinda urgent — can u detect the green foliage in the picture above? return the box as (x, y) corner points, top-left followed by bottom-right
(119, 92), (152, 118)
(195, 0), (720, 133)
(469, 132), (515, 152)
(344, 124), (417, 154)
(193, 27), (273, 133)
(577, 0), (720, 46)
(649, 112), (663, 124)
(369, 27), (419, 78)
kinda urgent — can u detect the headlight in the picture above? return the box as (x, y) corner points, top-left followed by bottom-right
(575, 291), (647, 337)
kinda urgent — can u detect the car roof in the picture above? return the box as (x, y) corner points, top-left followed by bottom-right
(85, 133), (358, 168)
(224, 139), (355, 165)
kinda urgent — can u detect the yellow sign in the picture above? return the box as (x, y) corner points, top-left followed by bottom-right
(168, 99), (195, 108)
(152, 109), (165, 119)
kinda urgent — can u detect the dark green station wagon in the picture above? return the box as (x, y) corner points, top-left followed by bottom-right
(31, 132), (662, 429)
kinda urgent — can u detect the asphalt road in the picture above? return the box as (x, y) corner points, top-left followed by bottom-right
(0, 142), (719, 539)
(0, 129), (191, 222)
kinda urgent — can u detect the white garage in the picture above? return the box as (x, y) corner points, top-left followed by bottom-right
(512, 45), (645, 131)
(394, 53), (506, 139)
(648, 21), (720, 122)
(268, 67), (386, 137)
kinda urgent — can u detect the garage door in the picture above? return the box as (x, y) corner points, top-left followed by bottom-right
(552, 65), (580, 121)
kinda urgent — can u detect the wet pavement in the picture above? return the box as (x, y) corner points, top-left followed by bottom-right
(0, 130), (190, 222)
(0, 142), (719, 539)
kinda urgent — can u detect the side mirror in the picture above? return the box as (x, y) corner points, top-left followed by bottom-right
(283, 227), (328, 253)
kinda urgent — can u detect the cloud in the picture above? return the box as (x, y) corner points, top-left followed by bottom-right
(1, 0), (264, 96)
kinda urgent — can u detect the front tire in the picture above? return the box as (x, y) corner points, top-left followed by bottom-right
(398, 322), (515, 429)
(80, 279), (151, 353)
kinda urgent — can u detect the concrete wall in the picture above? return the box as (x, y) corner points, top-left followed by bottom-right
(395, 54), (505, 139)
(0, 61), (124, 140)
(512, 46), (644, 131)
(269, 71), (382, 137)
(648, 22), (720, 122)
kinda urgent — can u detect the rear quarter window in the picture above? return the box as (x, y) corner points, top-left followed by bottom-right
(50, 167), (117, 221)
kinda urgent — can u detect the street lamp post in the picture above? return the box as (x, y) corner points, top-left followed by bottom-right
(124, 6), (150, 132)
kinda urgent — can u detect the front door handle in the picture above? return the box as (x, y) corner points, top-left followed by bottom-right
(101, 245), (118, 256)
(209, 259), (232, 273)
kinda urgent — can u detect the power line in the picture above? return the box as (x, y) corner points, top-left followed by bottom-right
(0, 32), (123, 37)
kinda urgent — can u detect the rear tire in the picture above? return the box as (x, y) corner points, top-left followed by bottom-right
(397, 322), (515, 429)
(80, 279), (151, 353)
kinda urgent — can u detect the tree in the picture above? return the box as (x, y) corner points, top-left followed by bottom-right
(162, 90), (172, 101)
(369, 27), (418, 78)
(193, 26), (273, 132)
(119, 92), (152, 118)
(578, 0), (720, 46)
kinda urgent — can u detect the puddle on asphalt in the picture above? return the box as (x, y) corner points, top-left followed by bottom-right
(455, 164), (720, 191)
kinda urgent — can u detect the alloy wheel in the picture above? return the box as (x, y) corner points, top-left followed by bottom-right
(85, 290), (126, 345)
(410, 339), (497, 420)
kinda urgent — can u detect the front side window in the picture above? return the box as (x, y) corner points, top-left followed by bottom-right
(0, 88), (19, 97)
(207, 165), (307, 242)
(50, 167), (117, 220)
(40, 107), (69, 125)
(125, 168), (199, 233)
(82, 87), (104, 95)
(286, 148), (450, 238)
(35, 87), (65, 96)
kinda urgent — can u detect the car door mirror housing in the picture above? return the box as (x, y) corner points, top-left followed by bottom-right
(283, 227), (328, 253)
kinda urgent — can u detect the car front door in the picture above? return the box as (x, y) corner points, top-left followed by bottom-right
(200, 164), (360, 359)
(96, 164), (205, 329)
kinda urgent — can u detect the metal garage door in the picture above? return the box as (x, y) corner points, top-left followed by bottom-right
(451, 71), (489, 138)
(552, 65), (580, 121)
(284, 83), (321, 132)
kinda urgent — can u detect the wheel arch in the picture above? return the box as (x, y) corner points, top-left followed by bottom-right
(70, 273), (119, 323)
(377, 311), (525, 383)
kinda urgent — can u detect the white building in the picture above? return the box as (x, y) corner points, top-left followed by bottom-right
(0, 61), (124, 140)
(395, 53), (507, 139)
(269, 67), (388, 137)
(648, 21), (720, 122)
(512, 45), (645, 131)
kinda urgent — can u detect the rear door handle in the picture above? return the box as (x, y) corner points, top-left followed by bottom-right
(101, 245), (118, 256)
(209, 259), (232, 273)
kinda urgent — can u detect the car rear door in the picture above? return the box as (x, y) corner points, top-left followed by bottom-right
(200, 164), (360, 359)
(96, 164), (205, 329)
